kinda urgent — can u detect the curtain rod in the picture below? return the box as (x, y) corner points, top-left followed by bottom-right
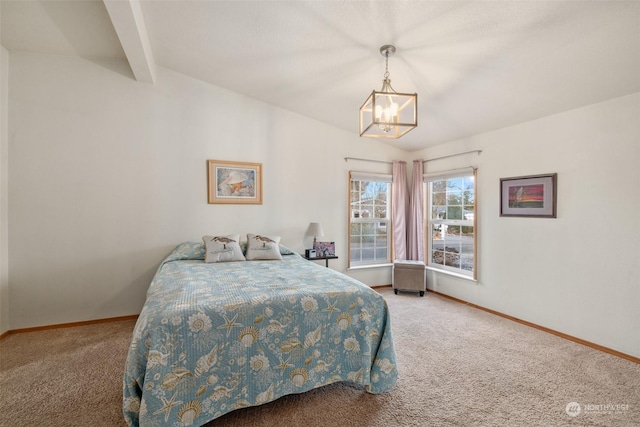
(344, 150), (482, 165)
(344, 157), (392, 165)
(423, 150), (482, 163)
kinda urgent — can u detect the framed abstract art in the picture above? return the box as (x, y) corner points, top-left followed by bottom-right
(500, 173), (557, 218)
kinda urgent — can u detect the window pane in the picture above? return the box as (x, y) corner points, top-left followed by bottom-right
(464, 176), (474, 190)
(432, 191), (446, 206)
(349, 176), (391, 267)
(460, 234), (473, 255)
(350, 223), (361, 235)
(432, 206), (446, 220)
(375, 189), (387, 202)
(461, 255), (473, 272)
(432, 180), (446, 192)
(442, 225), (461, 268)
(463, 190), (474, 208)
(448, 178), (463, 191)
(444, 248), (460, 268)
(432, 249), (444, 265)
(362, 235), (374, 244)
(376, 222), (387, 234)
(443, 228), (460, 255)
(374, 205), (387, 219)
(362, 223), (375, 234)
(447, 190), (462, 206)
(461, 226), (474, 238)
(432, 224), (444, 241)
(362, 249), (374, 262)
(447, 206), (462, 220)
(447, 225), (461, 236)
(427, 173), (476, 277)
(359, 205), (372, 218)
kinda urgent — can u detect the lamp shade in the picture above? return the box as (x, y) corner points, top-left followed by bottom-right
(307, 222), (324, 238)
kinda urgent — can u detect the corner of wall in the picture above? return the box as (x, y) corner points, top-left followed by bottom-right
(0, 46), (9, 335)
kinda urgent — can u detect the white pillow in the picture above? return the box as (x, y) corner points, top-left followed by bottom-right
(202, 234), (246, 263)
(245, 233), (283, 260)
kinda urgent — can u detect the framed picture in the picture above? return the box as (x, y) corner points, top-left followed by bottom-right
(208, 160), (263, 204)
(313, 241), (335, 257)
(500, 173), (557, 218)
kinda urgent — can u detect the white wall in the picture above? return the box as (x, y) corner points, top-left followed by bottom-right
(7, 52), (639, 359)
(0, 46), (8, 335)
(414, 93), (640, 358)
(7, 53), (408, 330)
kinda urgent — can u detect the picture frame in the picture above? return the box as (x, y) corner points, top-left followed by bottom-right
(500, 173), (557, 218)
(313, 241), (335, 257)
(207, 160), (263, 204)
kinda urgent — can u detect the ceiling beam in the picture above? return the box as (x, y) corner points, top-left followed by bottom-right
(103, 0), (155, 83)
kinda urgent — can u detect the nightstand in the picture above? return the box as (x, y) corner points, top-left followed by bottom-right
(302, 255), (338, 268)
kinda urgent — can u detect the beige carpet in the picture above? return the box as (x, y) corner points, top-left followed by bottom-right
(1, 288), (638, 427)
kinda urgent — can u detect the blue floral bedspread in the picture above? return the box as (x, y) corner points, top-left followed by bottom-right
(123, 242), (398, 426)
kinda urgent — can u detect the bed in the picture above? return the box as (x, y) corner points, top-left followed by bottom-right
(123, 241), (398, 426)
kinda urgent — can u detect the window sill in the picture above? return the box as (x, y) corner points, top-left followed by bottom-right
(347, 263), (393, 272)
(425, 265), (477, 283)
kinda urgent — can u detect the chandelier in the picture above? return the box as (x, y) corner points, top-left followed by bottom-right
(359, 45), (417, 139)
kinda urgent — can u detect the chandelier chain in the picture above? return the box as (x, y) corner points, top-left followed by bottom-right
(384, 51), (390, 79)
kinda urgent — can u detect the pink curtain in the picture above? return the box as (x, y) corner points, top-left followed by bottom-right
(392, 161), (408, 261)
(407, 160), (424, 261)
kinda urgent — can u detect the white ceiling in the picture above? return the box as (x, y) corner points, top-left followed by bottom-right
(2, 0), (639, 151)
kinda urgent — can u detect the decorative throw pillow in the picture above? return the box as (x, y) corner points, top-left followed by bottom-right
(279, 245), (295, 256)
(245, 233), (283, 260)
(240, 241), (293, 256)
(202, 234), (246, 263)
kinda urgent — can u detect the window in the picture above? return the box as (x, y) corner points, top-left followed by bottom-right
(349, 172), (392, 267)
(425, 169), (476, 279)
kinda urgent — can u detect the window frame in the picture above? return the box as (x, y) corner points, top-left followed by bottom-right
(424, 168), (477, 280)
(348, 171), (392, 268)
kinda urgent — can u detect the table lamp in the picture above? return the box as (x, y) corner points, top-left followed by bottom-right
(307, 222), (324, 244)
